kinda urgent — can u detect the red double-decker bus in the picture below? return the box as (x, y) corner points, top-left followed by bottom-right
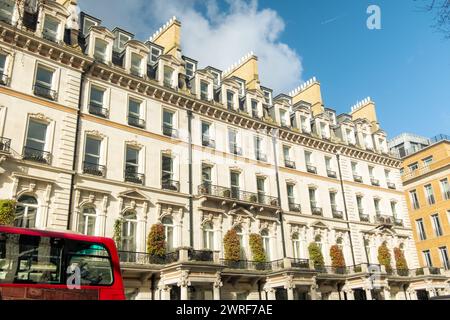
(0, 226), (125, 300)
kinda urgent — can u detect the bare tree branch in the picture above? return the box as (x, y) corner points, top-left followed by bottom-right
(414, 0), (450, 38)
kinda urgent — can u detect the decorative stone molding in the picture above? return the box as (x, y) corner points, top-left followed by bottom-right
(86, 130), (106, 139)
(126, 140), (144, 149)
(201, 213), (214, 227)
(213, 272), (223, 289)
(177, 271), (191, 288)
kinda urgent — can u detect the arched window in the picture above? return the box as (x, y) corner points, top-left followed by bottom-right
(15, 195), (38, 228)
(121, 211), (137, 252)
(162, 217), (174, 252)
(78, 207), (96, 236)
(235, 226), (245, 260)
(203, 222), (214, 250)
(261, 230), (271, 260)
(292, 233), (301, 259)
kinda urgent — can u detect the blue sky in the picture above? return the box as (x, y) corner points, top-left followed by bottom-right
(79, 0), (450, 139)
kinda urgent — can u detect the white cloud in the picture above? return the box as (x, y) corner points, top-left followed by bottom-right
(78, 0), (303, 93)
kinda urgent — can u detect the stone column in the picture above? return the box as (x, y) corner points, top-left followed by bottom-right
(178, 271), (191, 301)
(345, 289), (355, 300)
(383, 287), (391, 300)
(265, 288), (276, 300)
(213, 272), (223, 300)
(180, 285), (189, 300)
(97, 194), (108, 237)
(427, 288), (437, 298)
(159, 285), (171, 300)
(407, 289), (418, 300)
(310, 284), (319, 300)
(365, 288), (373, 300)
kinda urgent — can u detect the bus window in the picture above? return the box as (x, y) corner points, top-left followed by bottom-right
(65, 241), (113, 286)
(0, 233), (63, 284)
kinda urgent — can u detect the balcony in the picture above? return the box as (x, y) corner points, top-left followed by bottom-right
(162, 125), (179, 138)
(0, 73), (9, 86)
(256, 152), (267, 162)
(375, 214), (394, 225)
(371, 178), (380, 186)
(118, 251), (179, 265)
(162, 178), (180, 192)
(332, 207), (343, 219)
(394, 218), (403, 227)
(23, 147), (51, 164)
(0, 137), (11, 153)
(89, 104), (109, 118)
(387, 181), (396, 190)
(359, 211), (370, 222)
(128, 115), (145, 128)
(188, 249), (214, 262)
(327, 170), (337, 178)
(202, 136), (216, 148)
(306, 164), (317, 174)
(386, 269), (410, 277)
(229, 144), (242, 156)
(311, 203), (323, 216)
(124, 170), (145, 185)
(353, 175), (363, 183)
(316, 266), (348, 275)
(288, 202), (301, 213)
(197, 184), (279, 207)
(83, 162), (106, 177)
(220, 259), (273, 271)
(33, 84), (57, 101)
(284, 159), (296, 169)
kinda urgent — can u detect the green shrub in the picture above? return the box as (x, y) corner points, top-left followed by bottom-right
(224, 229), (241, 261)
(0, 200), (16, 226)
(377, 242), (392, 272)
(249, 234), (266, 263)
(147, 224), (166, 257)
(330, 245), (346, 268)
(308, 242), (325, 268)
(394, 247), (408, 270)
(112, 219), (122, 246)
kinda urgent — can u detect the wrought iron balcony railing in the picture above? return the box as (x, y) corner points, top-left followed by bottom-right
(359, 212), (370, 222)
(316, 266), (348, 275)
(118, 250), (180, 265)
(394, 218), (403, 227)
(220, 259), (273, 271)
(33, 84), (57, 101)
(124, 170), (145, 185)
(371, 178), (380, 186)
(188, 249), (214, 262)
(375, 214), (394, 225)
(23, 147), (51, 164)
(89, 104), (109, 118)
(202, 136), (216, 148)
(0, 137), (11, 153)
(387, 181), (396, 190)
(229, 144), (242, 156)
(197, 184), (279, 207)
(83, 162), (106, 177)
(353, 175), (363, 183)
(289, 258), (310, 269)
(311, 203), (323, 216)
(0, 73), (9, 86)
(306, 164), (317, 174)
(284, 159), (296, 169)
(327, 170), (337, 178)
(162, 125), (179, 138)
(288, 202), (301, 213)
(162, 178), (180, 192)
(332, 207), (343, 219)
(128, 115), (145, 128)
(256, 152), (267, 162)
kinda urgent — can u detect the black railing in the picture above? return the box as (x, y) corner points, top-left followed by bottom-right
(353, 175), (363, 183)
(220, 259), (273, 271)
(128, 115), (145, 128)
(197, 184), (279, 207)
(118, 251), (150, 264)
(371, 178), (380, 186)
(394, 218), (403, 227)
(124, 170), (145, 185)
(162, 125), (178, 138)
(387, 181), (396, 190)
(230, 144), (242, 156)
(0, 137), (11, 153)
(256, 152), (267, 162)
(89, 104), (109, 118)
(332, 208), (343, 219)
(162, 179), (180, 191)
(0, 73), (9, 86)
(202, 136), (216, 148)
(306, 165), (317, 174)
(83, 162), (106, 177)
(359, 212), (370, 222)
(285, 159), (296, 169)
(375, 214), (394, 225)
(288, 202), (301, 213)
(23, 147), (51, 164)
(386, 269), (410, 277)
(311, 203), (323, 216)
(327, 170), (337, 178)
(34, 84), (57, 101)
(188, 249), (214, 262)
(289, 258), (310, 269)
(429, 267), (441, 275)
(316, 266), (348, 275)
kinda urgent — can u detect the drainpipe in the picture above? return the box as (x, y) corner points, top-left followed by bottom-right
(187, 110), (194, 248)
(336, 151), (356, 266)
(67, 62), (94, 230)
(271, 128), (287, 258)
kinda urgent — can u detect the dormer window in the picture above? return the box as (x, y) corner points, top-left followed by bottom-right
(82, 17), (98, 36)
(42, 15), (60, 43)
(163, 66), (174, 88)
(236, 80), (245, 97)
(200, 80), (209, 101)
(94, 39), (108, 64)
(0, 0), (15, 25)
(210, 71), (220, 88)
(251, 100), (258, 118)
(320, 122), (329, 139)
(150, 47), (161, 65)
(185, 60), (196, 78)
(130, 53), (143, 77)
(346, 128), (355, 145)
(363, 133), (372, 149)
(280, 110), (288, 126)
(226, 90), (235, 110)
(116, 33), (131, 51)
(263, 89), (272, 106)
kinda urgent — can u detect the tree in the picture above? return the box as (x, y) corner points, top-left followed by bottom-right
(377, 242), (392, 272)
(223, 229), (241, 261)
(0, 200), (16, 226)
(308, 243), (325, 268)
(330, 245), (346, 269)
(394, 247), (409, 270)
(147, 224), (166, 257)
(249, 234), (266, 263)
(415, 0), (450, 38)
